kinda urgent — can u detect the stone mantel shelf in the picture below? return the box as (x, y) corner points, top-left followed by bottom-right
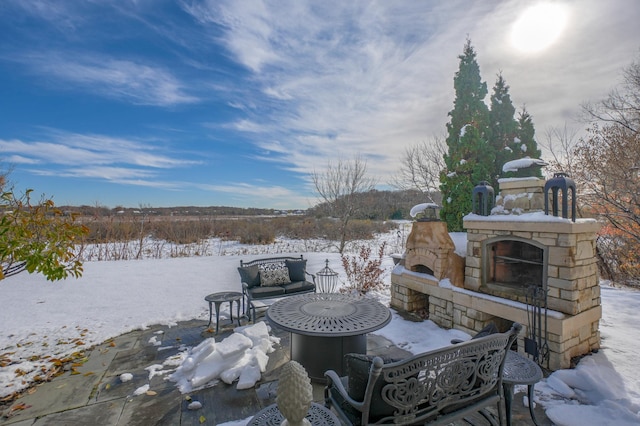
(464, 216), (600, 234)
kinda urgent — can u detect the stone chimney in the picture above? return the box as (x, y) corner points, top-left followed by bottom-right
(494, 177), (545, 215)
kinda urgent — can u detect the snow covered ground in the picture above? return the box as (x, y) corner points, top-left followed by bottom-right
(2, 228), (639, 425)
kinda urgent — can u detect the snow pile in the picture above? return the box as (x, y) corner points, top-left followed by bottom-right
(409, 202), (439, 218)
(169, 322), (279, 393)
(536, 351), (640, 424)
(502, 157), (548, 172)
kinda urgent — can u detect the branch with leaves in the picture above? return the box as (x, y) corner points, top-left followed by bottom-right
(1, 189), (89, 281)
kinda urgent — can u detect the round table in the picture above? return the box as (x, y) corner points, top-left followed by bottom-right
(248, 402), (339, 426)
(204, 292), (243, 334)
(503, 351), (544, 426)
(267, 293), (391, 381)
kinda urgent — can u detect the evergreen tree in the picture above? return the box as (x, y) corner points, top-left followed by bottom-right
(440, 124), (494, 229)
(440, 39), (491, 231)
(515, 108), (543, 177)
(488, 73), (518, 187)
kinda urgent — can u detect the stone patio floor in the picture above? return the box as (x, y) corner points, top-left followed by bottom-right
(0, 315), (552, 425)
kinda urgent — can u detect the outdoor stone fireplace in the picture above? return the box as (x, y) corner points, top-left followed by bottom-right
(391, 177), (601, 371)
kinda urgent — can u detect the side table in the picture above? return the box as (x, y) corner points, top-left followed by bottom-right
(248, 402), (340, 426)
(503, 350), (544, 426)
(204, 292), (243, 334)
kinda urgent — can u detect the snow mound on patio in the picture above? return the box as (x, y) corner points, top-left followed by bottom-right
(169, 322), (280, 392)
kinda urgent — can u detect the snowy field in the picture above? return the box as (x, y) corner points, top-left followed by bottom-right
(2, 227), (640, 425)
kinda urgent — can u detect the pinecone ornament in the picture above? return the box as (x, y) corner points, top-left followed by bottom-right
(276, 361), (312, 426)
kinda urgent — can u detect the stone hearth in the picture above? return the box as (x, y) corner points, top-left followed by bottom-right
(391, 177), (602, 371)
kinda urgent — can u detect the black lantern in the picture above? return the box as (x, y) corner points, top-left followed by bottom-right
(544, 172), (576, 222)
(472, 181), (495, 216)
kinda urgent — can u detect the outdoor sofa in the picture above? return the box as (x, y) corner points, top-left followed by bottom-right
(238, 255), (316, 322)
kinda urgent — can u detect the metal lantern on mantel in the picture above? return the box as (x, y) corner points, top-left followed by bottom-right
(472, 181), (495, 216)
(544, 172), (577, 222)
(316, 259), (339, 293)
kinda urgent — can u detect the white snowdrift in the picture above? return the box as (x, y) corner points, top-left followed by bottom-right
(169, 321), (279, 392)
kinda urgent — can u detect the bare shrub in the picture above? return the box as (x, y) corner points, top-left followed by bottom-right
(340, 242), (387, 295)
(76, 214), (398, 261)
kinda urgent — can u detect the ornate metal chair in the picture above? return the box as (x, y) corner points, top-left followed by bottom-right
(324, 323), (521, 425)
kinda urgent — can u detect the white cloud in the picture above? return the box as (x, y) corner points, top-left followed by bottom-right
(2, 0), (639, 207)
(16, 53), (198, 106)
(1, 132), (200, 169)
(188, 0), (640, 183)
(197, 181), (313, 209)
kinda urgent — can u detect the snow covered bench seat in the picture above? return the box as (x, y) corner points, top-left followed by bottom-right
(238, 255), (316, 322)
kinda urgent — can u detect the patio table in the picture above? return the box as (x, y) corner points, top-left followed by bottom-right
(266, 293), (391, 381)
(247, 402), (339, 426)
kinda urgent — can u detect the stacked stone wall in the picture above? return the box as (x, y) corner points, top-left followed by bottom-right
(464, 220), (600, 316)
(391, 270), (601, 370)
(495, 178), (545, 214)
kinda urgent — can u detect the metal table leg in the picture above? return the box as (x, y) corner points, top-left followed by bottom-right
(503, 382), (539, 426)
(528, 384), (539, 425)
(504, 383), (514, 426)
(214, 301), (223, 334)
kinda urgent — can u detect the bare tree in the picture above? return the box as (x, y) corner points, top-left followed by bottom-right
(539, 125), (581, 178)
(574, 55), (640, 284)
(311, 156), (376, 253)
(582, 57), (640, 134)
(390, 136), (446, 202)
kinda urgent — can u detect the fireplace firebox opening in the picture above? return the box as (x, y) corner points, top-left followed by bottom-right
(411, 264), (434, 276)
(482, 237), (547, 296)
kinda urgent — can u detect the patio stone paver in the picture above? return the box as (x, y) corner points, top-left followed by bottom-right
(0, 317), (552, 425)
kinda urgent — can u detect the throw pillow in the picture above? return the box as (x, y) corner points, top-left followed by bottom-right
(346, 353), (399, 420)
(285, 259), (307, 282)
(260, 267), (291, 286)
(237, 265), (261, 288)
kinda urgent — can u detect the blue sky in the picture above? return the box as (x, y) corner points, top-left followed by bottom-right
(1, 1), (639, 209)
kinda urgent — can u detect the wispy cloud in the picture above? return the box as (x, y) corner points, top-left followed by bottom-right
(0, 130), (202, 190)
(31, 166), (182, 190)
(2, 0), (639, 208)
(185, 1), (488, 178)
(1, 132), (199, 168)
(13, 53), (199, 106)
(187, 0), (640, 179)
(197, 181), (312, 209)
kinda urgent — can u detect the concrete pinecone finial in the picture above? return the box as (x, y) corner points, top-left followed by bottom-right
(276, 361), (312, 426)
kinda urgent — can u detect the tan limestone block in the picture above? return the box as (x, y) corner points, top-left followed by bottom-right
(576, 240), (595, 260)
(548, 246), (575, 267)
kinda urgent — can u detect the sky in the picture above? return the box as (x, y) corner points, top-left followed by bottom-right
(1, 0), (639, 210)
(1, 228), (639, 424)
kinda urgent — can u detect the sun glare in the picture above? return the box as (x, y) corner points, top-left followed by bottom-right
(511, 3), (568, 53)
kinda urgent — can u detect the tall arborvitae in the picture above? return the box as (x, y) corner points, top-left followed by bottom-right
(514, 107), (542, 177)
(488, 73), (518, 187)
(440, 39), (491, 231)
(497, 106), (543, 179)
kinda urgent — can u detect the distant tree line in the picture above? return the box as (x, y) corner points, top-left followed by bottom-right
(58, 204), (301, 218)
(308, 188), (436, 221)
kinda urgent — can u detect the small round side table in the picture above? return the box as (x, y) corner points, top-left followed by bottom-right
(503, 350), (543, 426)
(204, 292), (243, 334)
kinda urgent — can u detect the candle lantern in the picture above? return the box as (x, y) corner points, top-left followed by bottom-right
(316, 259), (338, 293)
(472, 181), (495, 216)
